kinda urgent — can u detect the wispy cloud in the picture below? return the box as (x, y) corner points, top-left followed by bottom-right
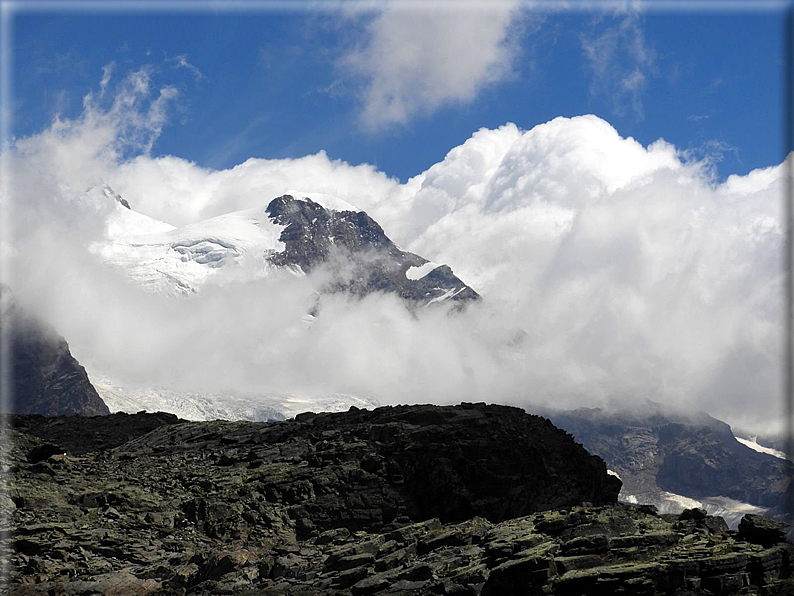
(340, 1), (525, 131)
(99, 62), (115, 98)
(681, 137), (741, 179)
(170, 54), (205, 81)
(705, 76), (723, 95)
(580, 6), (656, 120)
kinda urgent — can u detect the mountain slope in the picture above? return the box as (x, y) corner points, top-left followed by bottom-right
(542, 402), (791, 526)
(9, 407), (794, 595)
(1, 286), (109, 416)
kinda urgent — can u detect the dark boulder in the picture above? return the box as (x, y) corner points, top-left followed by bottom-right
(738, 514), (790, 547)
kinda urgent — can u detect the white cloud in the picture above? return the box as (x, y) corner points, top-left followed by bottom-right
(390, 116), (783, 432)
(4, 71), (788, 435)
(111, 150), (407, 228)
(341, 1), (524, 130)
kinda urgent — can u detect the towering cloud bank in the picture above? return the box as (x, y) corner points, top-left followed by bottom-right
(2, 72), (786, 432)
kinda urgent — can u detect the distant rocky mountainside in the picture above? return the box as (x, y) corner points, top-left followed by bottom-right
(543, 402), (792, 526)
(92, 185), (479, 307)
(0, 286), (108, 417)
(267, 194), (479, 306)
(6, 404), (794, 595)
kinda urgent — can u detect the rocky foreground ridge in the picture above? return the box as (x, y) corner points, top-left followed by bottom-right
(3, 404), (794, 595)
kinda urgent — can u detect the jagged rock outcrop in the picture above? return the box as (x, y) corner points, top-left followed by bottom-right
(4, 405), (794, 594)
(0, 286), (109, 417)
(267, 195), (480, 307)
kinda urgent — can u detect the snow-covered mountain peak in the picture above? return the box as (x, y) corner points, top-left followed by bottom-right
(89, 188), (479, 305)
(76, 183), (177, 240)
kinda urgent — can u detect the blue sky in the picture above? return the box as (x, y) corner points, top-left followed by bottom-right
(8, 2), (789, 182)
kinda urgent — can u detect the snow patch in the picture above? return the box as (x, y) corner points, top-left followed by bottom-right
(658, 491), (703, 513)
(428, 287), (466, 304)
(406, 261), (440, 280)
(736, 436), (787, 460)
(623, 491), (771, 530)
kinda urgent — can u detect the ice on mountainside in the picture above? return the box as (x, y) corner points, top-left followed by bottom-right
(627, 491), (770, 530)
(92, 372), (380, 421)
(405, 261), (440, 280)
(615, 479), (770, 530)
(88, 185), (290, 295)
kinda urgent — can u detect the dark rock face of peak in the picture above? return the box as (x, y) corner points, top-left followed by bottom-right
(8, 404), (794, 595)
(266, 195), (480, 307)
(99, 183), (131, 209)
(0, 286), (109, 417)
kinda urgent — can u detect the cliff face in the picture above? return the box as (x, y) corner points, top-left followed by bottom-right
(4, 405), (794, 595)
(1, 287), (109, 417)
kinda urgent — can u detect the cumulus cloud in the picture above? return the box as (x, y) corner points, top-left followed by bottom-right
(111, 150), (408, 228)
(4, 68), (788, 435)
(581, 6), (656, 119)
(401, 116), (783, 432)
(341, 1), (524, 130)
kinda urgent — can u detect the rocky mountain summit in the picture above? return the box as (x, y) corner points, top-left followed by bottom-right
(0, 286), (109, 417)
(5, 404), (794, 595)
(266, 195), (479, 307)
